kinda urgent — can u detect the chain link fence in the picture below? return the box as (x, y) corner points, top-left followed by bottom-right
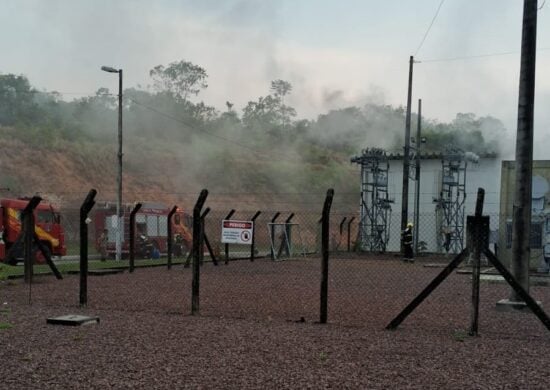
(7, 194), (550, 338)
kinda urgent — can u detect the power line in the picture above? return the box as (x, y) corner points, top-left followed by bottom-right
(414, 0), (446, 57)
(419, 47), (550, 63)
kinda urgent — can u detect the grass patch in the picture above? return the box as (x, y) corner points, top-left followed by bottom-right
(451, 329), (469, 342)
(0, 258), (188, 280)
(0, 322), (13, 330)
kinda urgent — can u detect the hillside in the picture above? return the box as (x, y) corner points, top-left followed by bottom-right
(0, 68), (507, 212)
(0, 126), (358, 212)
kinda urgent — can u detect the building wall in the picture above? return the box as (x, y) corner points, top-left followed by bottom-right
(498, 160), (550, 269)
(380, 157), (501, 253)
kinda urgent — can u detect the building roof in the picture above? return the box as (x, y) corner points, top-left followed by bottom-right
(385, 152), (498, 160)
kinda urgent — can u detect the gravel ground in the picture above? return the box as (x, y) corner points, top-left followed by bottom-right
(1, 255), (549, 389)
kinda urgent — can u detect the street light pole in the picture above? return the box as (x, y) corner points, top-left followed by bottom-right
(101, 66), (123, 261)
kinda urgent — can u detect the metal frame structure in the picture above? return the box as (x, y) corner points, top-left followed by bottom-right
(351, 148), (393, 252)
(433, 147), (469, 254)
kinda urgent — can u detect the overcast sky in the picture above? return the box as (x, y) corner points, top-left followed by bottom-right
(2, 0), (550, 156)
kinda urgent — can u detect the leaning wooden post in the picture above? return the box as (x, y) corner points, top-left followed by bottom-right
(320, 189), (334, 324)
(469, 188), (486, 336)
(80, 189), (97, 307)
(192, 189), (208, 315)
(129, 203), (142, 274)
(167, 205), (178, 270)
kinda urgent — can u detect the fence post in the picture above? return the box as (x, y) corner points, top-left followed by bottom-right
(200, 207), (217, 266)
(320, 189), (334, 324)
(469, 188), (485, 336)
(285, 213), (294, 256)
(270, 212), (281, 260)
(250, 211), (261, 262)
(167, 205), (178, 270)
(338, 217), (347, 251)
(80, 189), (97, 307)
(192, 189), (208, 315)
(347, 217), (355, 252)
(277, 213), (294, 258)
(22, 196), (41, 285)
(224, 209), (236, 265)
(129, 203), (142, 273)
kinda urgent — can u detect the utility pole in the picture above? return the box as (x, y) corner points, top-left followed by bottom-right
(117, 69), (123, 262)
(401, 56), (414, 250)
(414, 99), (422, 254)
(101, 65), (123, 261)
(511, 0), (538, 301)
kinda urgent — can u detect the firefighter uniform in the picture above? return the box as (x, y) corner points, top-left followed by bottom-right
(402, 223), (414, 262)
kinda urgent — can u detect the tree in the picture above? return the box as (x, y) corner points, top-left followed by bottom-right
(149, 60), (208, 102)
(270, 79), (292, 99)
(242, 95), (281, 134)
(270, 79), (295, 130)
(0, 74), (38, 126)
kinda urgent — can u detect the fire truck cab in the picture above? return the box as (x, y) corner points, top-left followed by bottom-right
(0, 198), (67, 264)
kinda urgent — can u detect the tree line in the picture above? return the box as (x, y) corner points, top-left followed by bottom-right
(0, 59), (506, 157)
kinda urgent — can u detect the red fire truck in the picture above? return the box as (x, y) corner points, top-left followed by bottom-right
(0, 198), (67, 264)
(93, 201), (193, 259)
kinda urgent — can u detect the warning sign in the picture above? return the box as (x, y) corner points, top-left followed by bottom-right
(221, 220), (254, 244)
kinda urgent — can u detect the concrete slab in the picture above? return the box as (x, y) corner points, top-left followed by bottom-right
(495, 299), (543, 313)
(47, 314), (100, 326)
(479, 274), (549, 286)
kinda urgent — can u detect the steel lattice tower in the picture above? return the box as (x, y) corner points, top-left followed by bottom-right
(433, 147), (470, 254)
(351, 148), (393, 252)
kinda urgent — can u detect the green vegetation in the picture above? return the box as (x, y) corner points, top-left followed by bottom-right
(0, 322), (13, 330)
(0, 61), (506, 202)
(0, 259), (187, 280)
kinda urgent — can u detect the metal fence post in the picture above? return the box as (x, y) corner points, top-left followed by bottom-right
(320, 189), (334, 324)
(224, 209), (236, 265)
(277, 213), (294, 258)
(347, 217), (355, 252)
(80, 189), (97, 307)
(469, 188), (487, 336)
(167, 205), (178, 270)
(192, 190), (208, 315)
(250, 211), (261, 262)
(270, 212), (281, 260)
(22, 197), (41, 284)
(200, 207), (216, 266)
(129, 203), (142, 273)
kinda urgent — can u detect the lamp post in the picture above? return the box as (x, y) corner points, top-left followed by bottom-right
(101, 66), (123, 261)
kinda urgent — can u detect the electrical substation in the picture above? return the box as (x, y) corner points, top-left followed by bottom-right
(351, 148), (394, 252)
(433, 147), (479, 254)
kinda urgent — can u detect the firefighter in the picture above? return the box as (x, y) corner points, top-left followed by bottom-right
(98, 229), (108, 261)
(173, 233), (184, 257)
(402, 222), (414, 263)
